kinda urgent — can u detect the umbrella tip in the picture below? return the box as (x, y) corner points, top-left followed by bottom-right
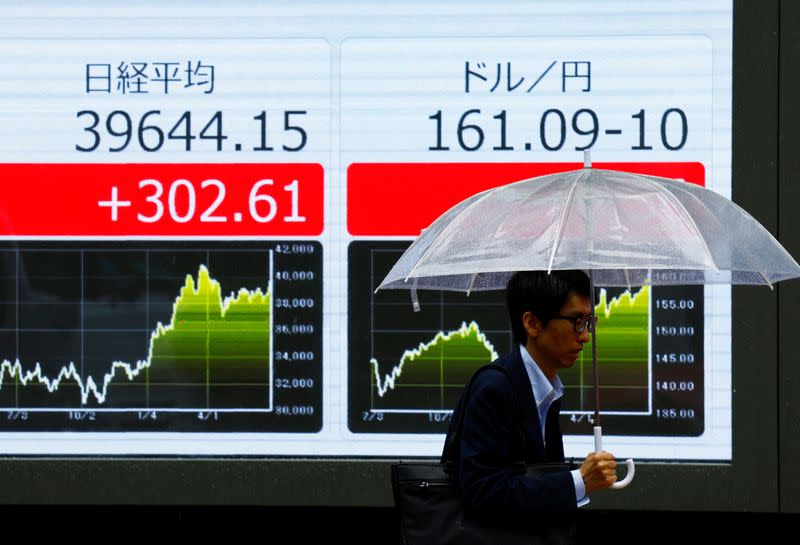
(583, 150), (592, 169)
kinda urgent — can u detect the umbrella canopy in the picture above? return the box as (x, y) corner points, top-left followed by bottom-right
(375, 159), (800, 490)
(377, 166), (800, 293)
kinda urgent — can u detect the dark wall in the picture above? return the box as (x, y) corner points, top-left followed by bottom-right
(2, 2), (799, 538)
(2, 506), (795, 544)
(779, 0), (800, 514)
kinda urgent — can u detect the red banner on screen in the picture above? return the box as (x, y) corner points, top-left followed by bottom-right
(0, 163), (323, 236)
(347, 162), (705, 236)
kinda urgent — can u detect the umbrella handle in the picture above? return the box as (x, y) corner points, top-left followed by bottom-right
(593, 426), (635, 490)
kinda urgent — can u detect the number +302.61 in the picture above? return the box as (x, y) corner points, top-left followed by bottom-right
(76, 110), (308, 152)
(98, 178), (305, 224)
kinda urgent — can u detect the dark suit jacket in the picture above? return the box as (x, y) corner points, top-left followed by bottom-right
(445, 348), (577, 516)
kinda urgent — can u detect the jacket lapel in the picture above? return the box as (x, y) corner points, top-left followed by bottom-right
(501, 348), (547, 460)
(545, 398), (565, 461)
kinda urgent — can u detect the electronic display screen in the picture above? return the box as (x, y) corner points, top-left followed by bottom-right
(0, 1), (732, 459)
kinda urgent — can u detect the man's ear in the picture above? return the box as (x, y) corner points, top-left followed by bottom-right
(522, 311), (542, 339)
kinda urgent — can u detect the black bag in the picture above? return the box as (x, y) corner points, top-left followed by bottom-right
(391, 364), (576, 545)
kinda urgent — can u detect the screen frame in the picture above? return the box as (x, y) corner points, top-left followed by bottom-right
(0, 0), (787, 511)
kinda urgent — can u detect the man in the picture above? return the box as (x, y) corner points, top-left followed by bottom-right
(445, 269), (617, 524)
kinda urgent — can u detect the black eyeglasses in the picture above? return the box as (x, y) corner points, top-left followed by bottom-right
(550, 314), (597, 333)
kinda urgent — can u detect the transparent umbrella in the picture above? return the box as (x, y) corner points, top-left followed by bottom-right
(376, 153), (800, 489)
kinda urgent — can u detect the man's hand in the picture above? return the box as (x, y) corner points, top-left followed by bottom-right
(580, 451), (617, 492)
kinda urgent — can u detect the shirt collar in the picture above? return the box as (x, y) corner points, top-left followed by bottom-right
(519, 343), (564, 408)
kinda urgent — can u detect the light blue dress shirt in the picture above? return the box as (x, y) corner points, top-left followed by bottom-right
(519, 344), (589, 507)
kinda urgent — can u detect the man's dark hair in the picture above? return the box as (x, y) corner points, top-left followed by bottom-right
(506, 270), (591, 345)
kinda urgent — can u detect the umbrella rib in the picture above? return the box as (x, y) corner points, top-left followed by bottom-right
(733, 200), (800, 282)
(466, 273), (479, 296)
(403, 185), (508, 283)
(628, 172), (720, 272)
(669, 183), (793, 286)
(724, 193), (800, 273)
(679, 186), (791, 289)
(547, 170), (586, 273)
(598, 171), (635, 288)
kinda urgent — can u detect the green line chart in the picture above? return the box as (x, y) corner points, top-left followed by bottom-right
(0, 264), (273, 407)
(349, 241), (513, 432)
(0, 241), (322, 432)
(562, 285), (651, 414)
(349, 241), (704, 436)
(370, 320), (499, 402)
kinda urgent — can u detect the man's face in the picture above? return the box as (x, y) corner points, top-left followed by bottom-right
(528, 291), (592, 376)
